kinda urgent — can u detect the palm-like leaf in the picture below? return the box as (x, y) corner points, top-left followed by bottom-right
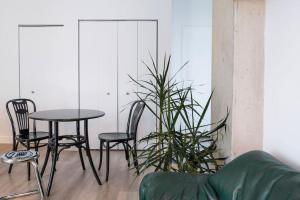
(130, 54), (228, 175)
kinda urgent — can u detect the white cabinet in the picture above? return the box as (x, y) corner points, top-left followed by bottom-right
(118, 22), (138, 131)
(19, 26), (77, 134)
(80, 20), (157, 149)
(80, 22), (118, 148)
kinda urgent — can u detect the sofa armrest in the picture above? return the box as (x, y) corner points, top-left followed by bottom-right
(139, 172), (217, 200)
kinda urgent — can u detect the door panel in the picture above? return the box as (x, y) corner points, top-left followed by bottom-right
(20, 26), (77, 135)
(118, 21), (138, 133)
(80, 22), (118, 149)
(137, 21), (157, 149)
(80, 20), (157, 150)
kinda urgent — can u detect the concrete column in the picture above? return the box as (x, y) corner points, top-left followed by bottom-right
(212, 0), (265, 158)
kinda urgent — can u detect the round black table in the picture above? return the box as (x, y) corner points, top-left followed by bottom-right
(28, 109), (105, 196)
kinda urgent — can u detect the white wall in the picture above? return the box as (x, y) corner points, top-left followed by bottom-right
(0, 0), (171, 143)
(264, 0), (300, 169)
(172, 0), (212, 68)
(172, 0), (212, 125)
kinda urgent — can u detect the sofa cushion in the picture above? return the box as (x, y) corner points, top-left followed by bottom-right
(208, 150), (300, 200)
(139, 172), (217, 200)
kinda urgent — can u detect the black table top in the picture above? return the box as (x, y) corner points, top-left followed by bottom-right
(28, 109), (105, 122)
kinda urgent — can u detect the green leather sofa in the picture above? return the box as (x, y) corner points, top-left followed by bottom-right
(139, 151), (300, 200)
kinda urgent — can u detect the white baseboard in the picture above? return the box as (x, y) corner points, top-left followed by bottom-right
(0, 136), (12, 144)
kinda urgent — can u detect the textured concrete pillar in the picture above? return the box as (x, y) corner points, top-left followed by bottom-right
(212, 0), (265, 158)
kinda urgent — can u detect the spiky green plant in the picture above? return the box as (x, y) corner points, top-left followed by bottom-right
(129, 55), (228, 174)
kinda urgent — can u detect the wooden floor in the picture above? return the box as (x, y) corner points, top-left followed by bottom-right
(0, 144), (145, 200)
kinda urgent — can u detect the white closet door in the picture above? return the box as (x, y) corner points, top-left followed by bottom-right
(137, 21), (157, 149)
(80, 22), (118, 149)
(118, 21), (138, 132)
(20, 26), (77, 134)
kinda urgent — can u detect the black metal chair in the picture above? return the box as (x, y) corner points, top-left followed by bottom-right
(98, 100), (145, 181)
(6, 98), (49, 181)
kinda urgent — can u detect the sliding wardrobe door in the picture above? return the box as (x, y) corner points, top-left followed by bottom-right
(137, 21), (157, 149)
(118, 21), (138, 132)
(80, 22), (118, 149)
(20, 26), (77, 133)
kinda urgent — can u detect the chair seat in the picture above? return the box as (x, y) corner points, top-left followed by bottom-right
(98, 132), (131, 142)
(1, 150), (39, 164)
(17, 131), (49, 141)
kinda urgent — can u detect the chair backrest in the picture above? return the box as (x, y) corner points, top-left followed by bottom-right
(6, 98), (36, 138)
(126, 100), (146, 139)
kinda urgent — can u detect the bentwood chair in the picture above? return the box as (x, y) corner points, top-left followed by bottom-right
(0, 150), (44, 200)
(6, 98), (49, 181)
(98, 100), (145, 181)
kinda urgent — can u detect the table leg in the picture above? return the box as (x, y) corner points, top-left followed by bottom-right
(76, 121), (85, 170)
(47, 121), (59, 196)
(41, 121), (52, 177)
(83, 120), (102, 185)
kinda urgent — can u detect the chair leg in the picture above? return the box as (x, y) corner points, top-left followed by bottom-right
(1, 161), (44, 200)
(27, 141), (31, 181)
(106, 141), (110, 181)
(133, 142), (139, 174)
(34, 141), (39, 164)
(8, 141), (18, 174)
(122, 142), (130, 167)
(31, 161), (45, 199)
(98, 140), (103, 170)
(41, 145), (51, 177)
(123, 143), (129, 160)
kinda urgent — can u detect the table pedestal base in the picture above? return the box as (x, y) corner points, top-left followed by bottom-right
(41, 120), (102, 196)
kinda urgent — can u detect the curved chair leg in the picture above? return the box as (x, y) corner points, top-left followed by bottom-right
(98, 140), (103, 170)
(106, 141), (110, 181)
(27, 141), (31, 181)
(34, 141), (39, 164)
(122, 142), (130, 167)
(31, 161), (45, 199)
(1, 151), (45, 200)
(8, 141), (18, 174)
(41, 146), (50, 177)
(133, 142), (139, 174)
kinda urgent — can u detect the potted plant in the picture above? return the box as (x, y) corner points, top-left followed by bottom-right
(129, 55), (228, 175)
